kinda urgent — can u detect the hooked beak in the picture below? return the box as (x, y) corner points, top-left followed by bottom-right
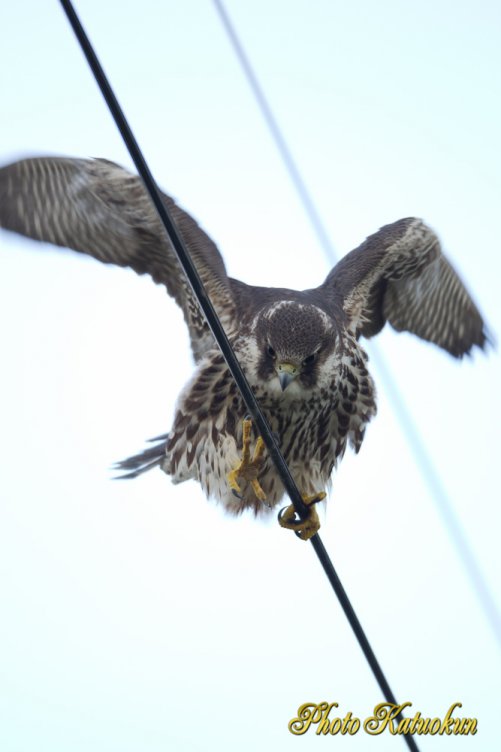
(277, 362), (298, 391)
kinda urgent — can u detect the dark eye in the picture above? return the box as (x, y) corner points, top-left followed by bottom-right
(302, 353), (316, 367)
(267, 345), (276, 359)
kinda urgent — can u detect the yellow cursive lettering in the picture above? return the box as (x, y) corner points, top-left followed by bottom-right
(364, 702), (412, 735)
(288, 702), (334, 735)
(288, 700), (477, 736)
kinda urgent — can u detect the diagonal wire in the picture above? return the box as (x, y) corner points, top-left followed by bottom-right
(59, 2), (420, 749)
(212, 0), (501, 650)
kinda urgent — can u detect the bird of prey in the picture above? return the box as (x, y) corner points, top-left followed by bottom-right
(0, 156), (489, 539)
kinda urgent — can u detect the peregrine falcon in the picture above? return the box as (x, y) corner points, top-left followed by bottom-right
(0, 156), (489, 539)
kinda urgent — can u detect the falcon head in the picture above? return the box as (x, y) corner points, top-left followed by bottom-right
(252, 300), (338, 394)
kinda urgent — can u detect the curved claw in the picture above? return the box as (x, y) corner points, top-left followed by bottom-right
(278, 505), (292, 522)
(257, 490), (272, 509)
(278, 492), (326, 540)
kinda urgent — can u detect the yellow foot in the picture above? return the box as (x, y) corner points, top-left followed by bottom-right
(227, 418), (267, 502)
(278, 492), (326, 540)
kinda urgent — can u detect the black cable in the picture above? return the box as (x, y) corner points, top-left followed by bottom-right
(212, 0), (501, 650)
(59, 2), (420, 749)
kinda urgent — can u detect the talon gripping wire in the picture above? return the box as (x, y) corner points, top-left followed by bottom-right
(59, 2), (420, 749)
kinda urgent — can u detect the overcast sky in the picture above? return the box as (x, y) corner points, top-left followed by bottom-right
(1, 2), (500, 750)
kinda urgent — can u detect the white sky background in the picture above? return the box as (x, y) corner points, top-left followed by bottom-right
(0, 1), (500, 750)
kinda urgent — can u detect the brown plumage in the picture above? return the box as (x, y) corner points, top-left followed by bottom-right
(0, 156), (489, 521)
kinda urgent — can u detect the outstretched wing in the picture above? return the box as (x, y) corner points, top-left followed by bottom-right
(0, 156), (236, 360)
(322, 217), (489, 357)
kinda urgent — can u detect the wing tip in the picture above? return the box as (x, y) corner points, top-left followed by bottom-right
(112, 434), (168, 480)
(450, 324), (494, 360)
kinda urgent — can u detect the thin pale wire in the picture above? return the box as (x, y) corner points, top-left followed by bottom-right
(212, 0), (501, 648)
(59, 2), (420, 749)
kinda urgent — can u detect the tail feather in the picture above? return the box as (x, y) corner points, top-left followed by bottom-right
(113, 434), (169, 479)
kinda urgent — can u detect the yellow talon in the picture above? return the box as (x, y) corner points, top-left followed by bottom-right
(227, 419), (267, 502)
(278, 491), (326, 540)
(251, 478), (267, 502)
